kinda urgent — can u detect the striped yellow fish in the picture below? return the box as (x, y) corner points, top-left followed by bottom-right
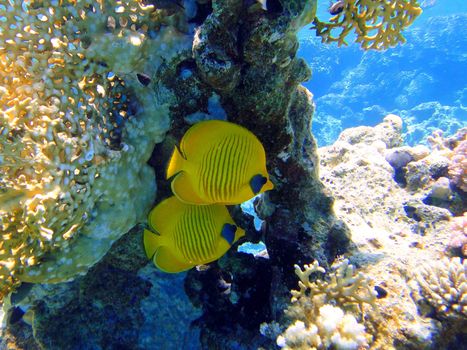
(167, 120), (274, 205)
(143, 196), (245, 273)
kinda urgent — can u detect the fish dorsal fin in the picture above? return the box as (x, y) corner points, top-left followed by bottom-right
(171, 172), (207, 205)
(221, 223), (237, 245)
(153, 246), (193, 273)
(166, 146), (186, 179)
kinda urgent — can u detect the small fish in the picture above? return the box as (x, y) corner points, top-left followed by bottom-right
(144, 196), (245, 273)
(167, 120), (274, 205)
(329, 0), (345, 15)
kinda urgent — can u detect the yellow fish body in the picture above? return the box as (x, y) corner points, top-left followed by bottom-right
(166, 120), (274, 205)
(143, 196), (245, 273)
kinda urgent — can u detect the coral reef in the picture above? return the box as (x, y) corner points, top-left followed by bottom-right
(0, 0), (430, 349)
(448, 139), (467, 193)
(312, 0), (422, 50)
(318, 116), (466, 348)
(448, 213), (467, 257)
(413, 257), (466, 321)
(0, 0), (191, 297)
(276, 259), (375, 349)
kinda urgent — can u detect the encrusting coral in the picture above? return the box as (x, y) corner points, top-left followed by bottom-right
(0, 0), (191, 298)
(277, 259), (377, 349)
(312, 0), (423, 50)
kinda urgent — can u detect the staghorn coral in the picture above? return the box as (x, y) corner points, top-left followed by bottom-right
(415, 257), (467, 321)
(0, 0), (190, 298)
(277, 259), (377, 349)
(312, 0), (422, 50)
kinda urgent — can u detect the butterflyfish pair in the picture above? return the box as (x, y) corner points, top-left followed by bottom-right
(144, 196), (245, 273)
(166, 120), (274, 205)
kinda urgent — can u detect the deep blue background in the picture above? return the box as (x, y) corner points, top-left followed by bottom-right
(298, 0), (467, 146)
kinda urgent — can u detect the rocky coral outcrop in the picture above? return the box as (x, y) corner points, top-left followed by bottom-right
(319, 115), (465, 348)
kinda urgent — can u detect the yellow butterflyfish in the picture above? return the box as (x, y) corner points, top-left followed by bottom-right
(166, 120), (274, 205)
(143, 196), (245, 273)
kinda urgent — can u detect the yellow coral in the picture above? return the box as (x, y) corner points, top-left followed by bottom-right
(0, 1), (190, 298)
(312, 0), (422, 50)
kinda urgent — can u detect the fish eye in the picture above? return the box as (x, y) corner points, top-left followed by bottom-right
(250, 174), (267, 194)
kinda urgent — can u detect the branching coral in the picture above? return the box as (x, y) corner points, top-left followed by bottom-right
(277, 259), (377, 349)
(0, 0), (190, 298)
(415, 257), (467, 321)
(312, 0), (422, 50)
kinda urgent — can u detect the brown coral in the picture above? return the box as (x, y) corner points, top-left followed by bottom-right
(312, 0), (422, 50)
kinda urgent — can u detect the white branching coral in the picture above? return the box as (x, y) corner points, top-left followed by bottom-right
(277, 259), (377, 350)
(0, 0), (191, 298)
(415, 257), (467, 320)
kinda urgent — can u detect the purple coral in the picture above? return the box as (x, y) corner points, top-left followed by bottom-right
(448, 140), (467, 192)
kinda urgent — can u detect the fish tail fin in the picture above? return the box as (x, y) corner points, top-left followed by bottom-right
(166, 146), (185, 179)
(143, 229), (162, 259)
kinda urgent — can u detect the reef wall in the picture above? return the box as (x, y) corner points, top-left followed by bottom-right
(1, 0), (447, 349)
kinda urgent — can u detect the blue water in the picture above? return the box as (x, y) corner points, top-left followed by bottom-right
(298, 0), (467, 147)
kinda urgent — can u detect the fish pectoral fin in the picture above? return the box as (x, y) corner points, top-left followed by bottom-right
(143, 229), (161, 259)
(153, 247), (193, 273)
(171, 172), (206, 204)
